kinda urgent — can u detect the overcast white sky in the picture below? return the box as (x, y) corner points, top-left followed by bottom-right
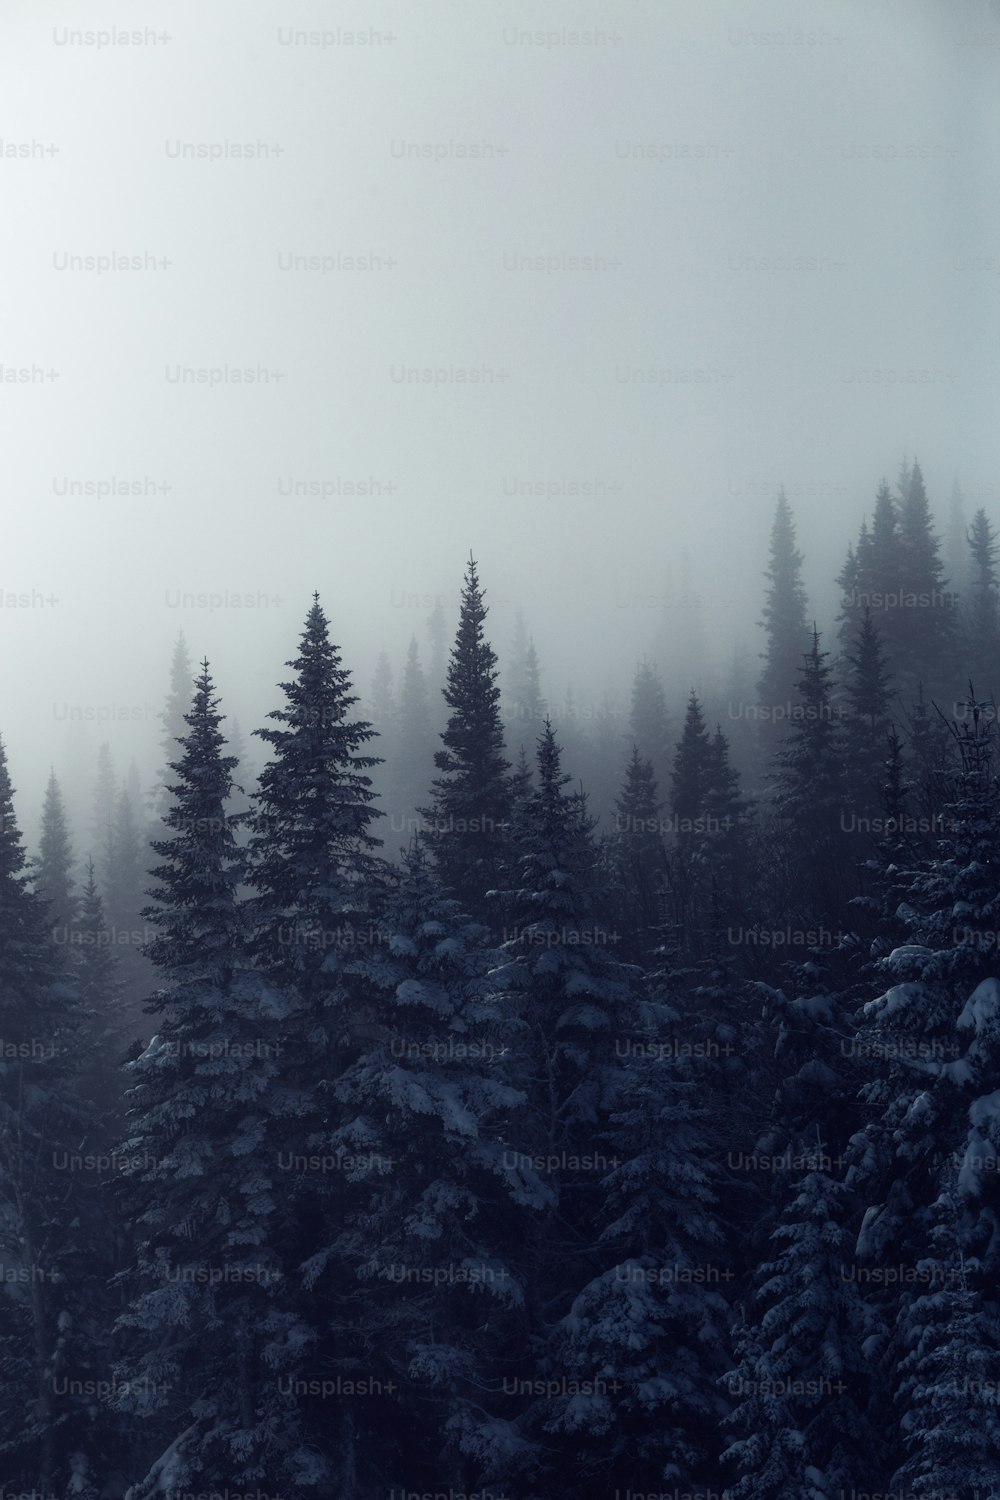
(2, 0), (998, 829)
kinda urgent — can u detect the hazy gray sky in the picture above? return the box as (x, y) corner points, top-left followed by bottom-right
(3, 0), (998, 829)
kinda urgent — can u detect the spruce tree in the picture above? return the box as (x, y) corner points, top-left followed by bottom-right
(666, 691), (715, 954)
(756, 490), (810, 760)
(702, 724), (751, 954)
(841, 691), (1000, 1478)
(244, 597), (387, 1492)
(843, 605), (895, 825)
(0, 736), (97, 1494)
(894, 459), (958, 697)
(964, 507), (1000, 701)
(114, 664), (312, 1493)
(248, 593), (384, 989)
(32, 769), (77, 943)
(835, 537), (861, 659)
(723, 1163), (876, 1499)
(327, 840), (530, 1491)
(890, 1185), (1000, 1497)
(541, 1000), (731, 1494)
(481, 721), (639, 1492)
(606, 745), (666, 963)
(771, 627), (851, 924)
(421, 556), (512, 923)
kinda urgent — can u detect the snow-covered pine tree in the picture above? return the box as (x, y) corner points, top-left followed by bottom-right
(722, 1159), (877, 1500)
(323, 839), (536, 1491)
(481, 720), (646, 1493)
(244, 596), (386, 1492)
(421, 556), (512, 925)
(537, 964), (732, 1495)
(114, 663), (314, 1494)
(841, 689), (1000, 1476)
(890, 1182), (1000, 1498)
(0, 735), (97, 1494)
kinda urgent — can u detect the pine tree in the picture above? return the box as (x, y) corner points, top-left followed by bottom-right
(421, 557), (512, 923)
(702, 724), (751, 954)
(671, 690), (713, 826)
(114, 664), (314, 1493)
(481, 721), (639, 1492)
(666, 691), (715, 954)
(0, 736), (98, 1494)
(540, 996), (731, 1494)
(723, 1162), (876, 1499)
(835, 537), (861, 659)
(244, 597), (387, 1492)
(964, 507), (1000, 701)
(866, 479), (901, 602)
(841, 691), (1000, 1478)
(32, 769), (77, 943)
(893, 459), (959, 697)
(890, 1186), (1000, 1497)
(248, 593), (384, 987)
(771, 627), (851, 923)
(605, 746), (666, 963)
(843, 606), (895, 825)
(327, 840), (530, 1490)
(757, 490), (810, 760)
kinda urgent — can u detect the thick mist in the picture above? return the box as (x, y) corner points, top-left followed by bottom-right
(2, 0), (997, 835)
